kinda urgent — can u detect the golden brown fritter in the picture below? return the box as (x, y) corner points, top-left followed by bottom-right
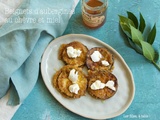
(86, 47), (114, 71)
(52, 65), (88, 98)
(87, 70), (118, 100)
(58, 41), (88, 66)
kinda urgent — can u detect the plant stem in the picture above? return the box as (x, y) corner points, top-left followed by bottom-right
(152, 61), (160, 71)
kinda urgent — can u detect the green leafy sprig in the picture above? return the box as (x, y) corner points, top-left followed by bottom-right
(119, 11), (160, 71)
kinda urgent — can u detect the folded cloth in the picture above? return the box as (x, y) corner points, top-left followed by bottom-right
(0, 0), (79, 105)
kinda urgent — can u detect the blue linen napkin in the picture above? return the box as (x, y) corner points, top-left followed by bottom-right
(0, 0), (78, 105)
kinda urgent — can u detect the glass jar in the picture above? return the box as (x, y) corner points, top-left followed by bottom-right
(82, 0), (108, 28)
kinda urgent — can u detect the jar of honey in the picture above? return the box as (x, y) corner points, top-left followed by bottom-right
(82, 0), (108, 28)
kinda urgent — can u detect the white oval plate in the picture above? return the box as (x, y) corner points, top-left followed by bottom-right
(41, 34), (135, 119)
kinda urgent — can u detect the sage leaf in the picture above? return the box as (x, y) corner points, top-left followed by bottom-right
(127, 11), (138, 28)
(130, 25), (144, 46)
(128, 38), (143, 54)
(158, 45), (160, 62)
(140, 40), (155, 61)
(119, 15), (135, 38)
(119, 23), (131, 38)
(119, 15), (135, 27)
(152, 45), (160, 70)
(139, 13), (146, 33)
(157, 45), (160, 63)
(147, 24), (156, 45)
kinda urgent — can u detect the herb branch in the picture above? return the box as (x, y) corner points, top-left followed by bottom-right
(119, 11), (160, 71)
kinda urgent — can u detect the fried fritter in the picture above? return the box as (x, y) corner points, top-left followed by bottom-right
(86, 47), (114, 71)
(59, 41), (88, 66)
(87, 70), (118, 100)
(53, 65), (88, 98)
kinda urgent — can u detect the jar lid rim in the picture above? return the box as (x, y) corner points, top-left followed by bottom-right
(82, 0), (108, 11)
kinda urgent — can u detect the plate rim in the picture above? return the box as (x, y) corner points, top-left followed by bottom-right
(41, 33), (135, 119)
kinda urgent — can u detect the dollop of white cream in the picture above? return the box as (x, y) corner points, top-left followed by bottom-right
(68, 69), (80, 94)
(67, 46), (82, 58)
(101, 60), (109, 66)
(69, 83), (80, 94)
(106, 80), (116, 91)
(91, 80), (116, 91)
(68, 69), (78, 83)
(90, 51), (102, 62)
(91, 80), (106, 90)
